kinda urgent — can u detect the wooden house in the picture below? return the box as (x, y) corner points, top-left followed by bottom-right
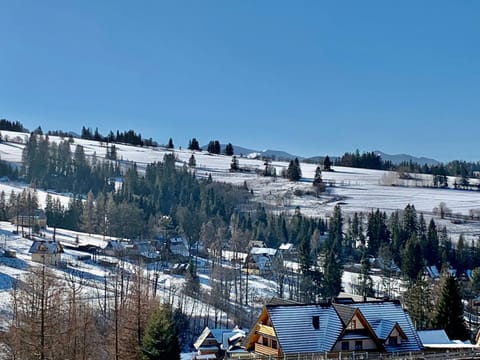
(11, 209), (47, 229)
(243, 247), (279, 275)
(245, 300), (423, 357)
(193, 326), (247, 359)
(29, 240), (63, 266)
(103, 240), (126, 257)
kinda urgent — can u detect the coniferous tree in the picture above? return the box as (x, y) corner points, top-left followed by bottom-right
(312, 166), (325, 195)
(402, 235), (423, 282)
(140, 305), (181, 360)
(230, 156), (239, 172)
(80, 191), (95, 235)
(404, 274), (433, 330)
(224, 142), (234, 156)
(207, 140), (217, 154)
(322, 248), (343, 300)
(323, 155), (332, 171)
(327, 205), (344, 253)
(286, 159), (301, 181)
(426, 219), (440, 266)
(188, 154), (196, 168)
(357, 249), (374, 299)
(433, 274), (469, 341)
(188, 138), (200, 151)
(167, 138), (174, 149)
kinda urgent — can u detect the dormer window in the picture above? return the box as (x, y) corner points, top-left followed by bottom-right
(389, 336), (399, 345)
(312, 315), (320, 330)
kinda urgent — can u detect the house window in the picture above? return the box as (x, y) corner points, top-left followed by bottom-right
(355, 341), (363, 350)
(350, 319), (357, 329)
(312, 315), (320, 329)
(271, 339), (277, 349)
(341, 341), (349, 351)
(388, 336), (398, 346)
(262, 337), (269, 347)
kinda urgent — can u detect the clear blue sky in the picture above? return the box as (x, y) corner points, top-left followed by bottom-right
(1, 1), (479, 162)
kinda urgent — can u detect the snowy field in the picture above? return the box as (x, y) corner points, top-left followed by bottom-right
(2, 129), (480, 237)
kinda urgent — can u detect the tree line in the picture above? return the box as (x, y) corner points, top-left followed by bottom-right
(81, 127), (158, 147)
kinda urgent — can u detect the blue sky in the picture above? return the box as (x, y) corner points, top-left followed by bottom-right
(1, 1), (479, 162)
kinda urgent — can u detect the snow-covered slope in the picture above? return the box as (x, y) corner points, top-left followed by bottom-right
(1, 130), (480, 226)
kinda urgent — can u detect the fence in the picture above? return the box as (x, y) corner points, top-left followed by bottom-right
(224, 349), (480, 360)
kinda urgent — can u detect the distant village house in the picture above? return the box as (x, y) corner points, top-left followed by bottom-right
(29, 240), (63, 266)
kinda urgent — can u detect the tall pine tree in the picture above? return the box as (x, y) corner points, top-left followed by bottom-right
(140, 304), (181, 360)
(433, 274), (469, 341)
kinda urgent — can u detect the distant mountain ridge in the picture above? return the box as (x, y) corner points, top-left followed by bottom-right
(213, 144), (440, 166)
(374, 151), (440, 166)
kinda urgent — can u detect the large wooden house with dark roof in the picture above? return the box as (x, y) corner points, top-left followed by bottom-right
(245, 299), (424, 357)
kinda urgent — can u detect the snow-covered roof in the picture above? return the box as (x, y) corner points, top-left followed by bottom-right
(104, 240), (125, 251)
(267, 304), (343, 353)
(426, 265), (440, 279)
(418, 330), (477, 349)
(279, 243), (294, 251)
(418, 330), (452, 345)
(29, 240), (63, 254)
(352, 302), (423, 352)
(193, 326), (246, 351)
(370, 319), (398, 341)
(250, 247), (277, 256)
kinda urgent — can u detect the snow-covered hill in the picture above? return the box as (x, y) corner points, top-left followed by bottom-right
(1, 130), (480, 235)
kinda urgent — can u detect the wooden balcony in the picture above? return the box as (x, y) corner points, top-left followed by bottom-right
(254, 343), (279, 356)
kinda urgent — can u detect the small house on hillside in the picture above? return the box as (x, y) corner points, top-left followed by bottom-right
(29, 240), (63, 266)
(103, 240), (126, 257)
(169, 237), (189, 257)
(193, 326), (248, 359)
(11, 209), (47, 229)
(249, 240), (266, 249)
(125, 241), (158, 261)
(243, 247), (279, 275)
(278, 243), (296, 260)
(425, 265), (440, 280)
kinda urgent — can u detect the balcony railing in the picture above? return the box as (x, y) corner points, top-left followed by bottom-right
(254, 343), (279, 356)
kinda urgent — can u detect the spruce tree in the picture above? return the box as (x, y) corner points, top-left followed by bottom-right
(140, 305), (181, 360)
(188, 138), (200, 151)
(225, 142), (234, 156)
(230, 156), (239, 172)
(312, 166), (325, 194)
(323, 155), (332, 171)
(286, 159), (301, 181)
(433, 274), (469, 341)
(188, 154), (196, 168)
(322, 248), (343, 300)
(358, 249), (374, 299)
(404, 275), (433, 330)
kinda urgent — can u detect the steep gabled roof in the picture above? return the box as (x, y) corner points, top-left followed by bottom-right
(266, 304), (343, 353)
(29, 240), (63, 254)
(352, 302), (423, 352)
(333, 303), (357, 326)
(333, 303), (385, 351)
(370, 319), (406, 341)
